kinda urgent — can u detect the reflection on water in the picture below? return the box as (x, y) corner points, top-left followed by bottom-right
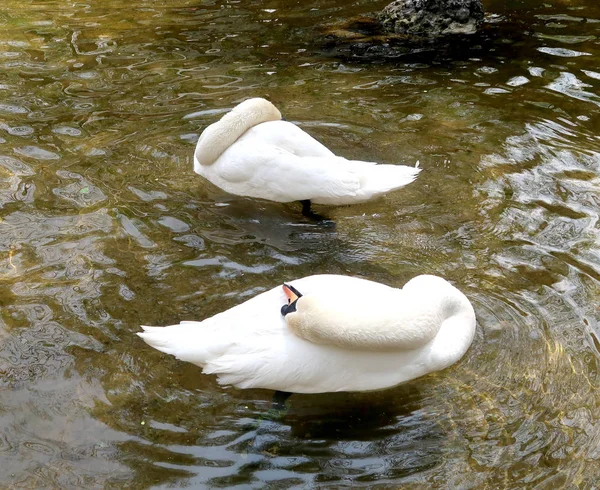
(1, 0), (600, 487)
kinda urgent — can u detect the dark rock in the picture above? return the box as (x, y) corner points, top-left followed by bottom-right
(379, 0), (484, 38)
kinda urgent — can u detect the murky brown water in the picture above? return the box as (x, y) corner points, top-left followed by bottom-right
(1, 0), (599, 487)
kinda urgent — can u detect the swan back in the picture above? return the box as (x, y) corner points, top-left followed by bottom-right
(194, 98), (282, 166)
(285, 274), (474, 352)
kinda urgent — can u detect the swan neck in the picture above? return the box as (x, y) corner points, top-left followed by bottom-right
(194, 98), (281, 166)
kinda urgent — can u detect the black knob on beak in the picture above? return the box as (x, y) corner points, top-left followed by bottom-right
(281, 300), (298, 317)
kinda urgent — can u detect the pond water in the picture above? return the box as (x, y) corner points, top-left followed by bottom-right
(1, 0), (600, 487)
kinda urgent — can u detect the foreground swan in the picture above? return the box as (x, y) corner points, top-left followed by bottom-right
(193, 98), (420, 216)
(138, 274), (476, 394)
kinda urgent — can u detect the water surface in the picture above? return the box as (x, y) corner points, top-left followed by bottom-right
(1, 0), (600, 487)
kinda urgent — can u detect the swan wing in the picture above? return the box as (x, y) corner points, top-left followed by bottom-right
(209, 145), (363, 202)
(239, 120), (335, 158)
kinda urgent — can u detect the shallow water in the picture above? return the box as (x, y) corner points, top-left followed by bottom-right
(1, 0), (599, 487)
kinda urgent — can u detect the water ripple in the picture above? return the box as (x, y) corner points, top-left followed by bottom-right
(1, 0), (600, 487)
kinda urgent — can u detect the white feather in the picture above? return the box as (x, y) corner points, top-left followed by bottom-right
(138, 274), (476, 394)
(193, 98), (420, 205)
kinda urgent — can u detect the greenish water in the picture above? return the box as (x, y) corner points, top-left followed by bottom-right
(1, 0), (599, 487)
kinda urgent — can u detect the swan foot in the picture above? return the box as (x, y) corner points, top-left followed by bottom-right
(271, 390), (293, 412)
(300, 200), (336, 228)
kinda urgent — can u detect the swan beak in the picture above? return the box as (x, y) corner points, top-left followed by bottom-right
(282, 283), (300, 304)
(281, 283), (303, 317)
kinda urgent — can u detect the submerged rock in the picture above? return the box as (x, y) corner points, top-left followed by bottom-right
(320, 14), (485, 61)
(379, 0), (484, 38)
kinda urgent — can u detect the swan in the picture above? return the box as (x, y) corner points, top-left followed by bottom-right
(138, 274), (476, 394)
(193, 98), (421, 217)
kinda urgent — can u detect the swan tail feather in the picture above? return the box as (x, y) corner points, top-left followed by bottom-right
(138, 321), (225, 366)
(358, 163), (421, 197)
(138, 322), (272, 388)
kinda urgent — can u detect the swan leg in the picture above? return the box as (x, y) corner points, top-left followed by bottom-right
(300, 200), (335, 228)
(300, 199), (314, 217)
(271, 390), (293, 411)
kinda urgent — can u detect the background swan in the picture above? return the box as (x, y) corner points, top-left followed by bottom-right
(193, 98), (421, 216)
(138, 274), (476, 394)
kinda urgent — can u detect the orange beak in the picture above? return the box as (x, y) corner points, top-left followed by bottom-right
(282, 284), (299, 304)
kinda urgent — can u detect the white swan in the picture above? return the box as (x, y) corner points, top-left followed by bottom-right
(193, 98), (420, 215)
(138, 274), (476, 394)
